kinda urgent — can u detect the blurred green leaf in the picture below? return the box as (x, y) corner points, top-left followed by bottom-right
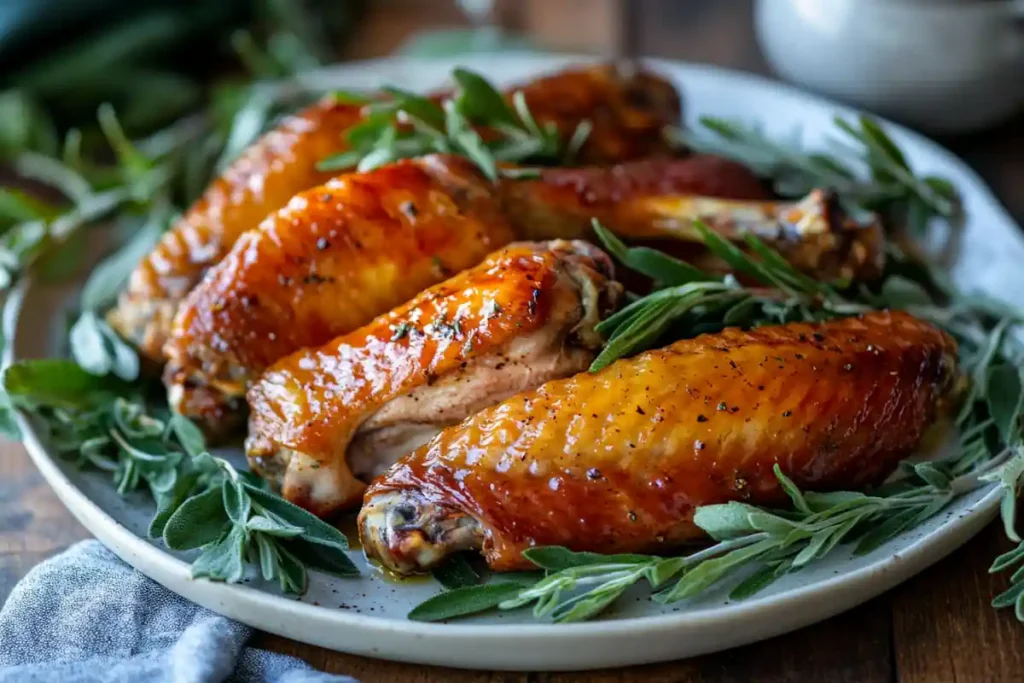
(0, 90), (58, 157)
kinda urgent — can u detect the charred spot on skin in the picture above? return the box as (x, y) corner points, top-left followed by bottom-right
(697, 414), (708, 423)
(627, 510), (637, 522)
(636, 406), (645, 416)
(586, 468), (603, 480)
(303, 273), (333, 285)
(783, 411), (792, 417)
(316, 237), (331, 251)
(717, 402), (727, 412)
(694, 440), (706, 451)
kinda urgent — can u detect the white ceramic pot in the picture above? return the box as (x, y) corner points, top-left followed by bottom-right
(755, 0), (1024, 133)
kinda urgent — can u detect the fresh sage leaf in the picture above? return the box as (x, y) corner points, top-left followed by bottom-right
(4, 359), (126, 409)
(191, 525), (247, 584)
(170, 413), (206, 457)
(408, 582), (529, 622)
(246, 485), (348, 551)
(431, 554), (481, 590)
(987, 365), (1024, 446)
(282, 538), (359, 578)
(522, 546), (652, 571)
(223, 478), (251, 525)
(163, 486), (229, 550)
(247, 514), (305, 538)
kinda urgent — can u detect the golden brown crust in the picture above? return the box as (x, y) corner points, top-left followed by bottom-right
(246, 240), (620, 515)
(108, 96), (364, 359)
(363, 311), (959, 571)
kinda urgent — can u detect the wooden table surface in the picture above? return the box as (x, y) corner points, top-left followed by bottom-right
(4, 1), (1024, 681)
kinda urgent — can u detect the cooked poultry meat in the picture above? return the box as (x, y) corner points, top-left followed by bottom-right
(246, 240), (622, 516)
(107, 63), (682, 362)
(359, 311), (959, 574)
(165, 153), (883, 432)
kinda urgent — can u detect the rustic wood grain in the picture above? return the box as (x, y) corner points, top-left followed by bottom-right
(891, 523), (1024, 683)
(0, 441), (88, 602)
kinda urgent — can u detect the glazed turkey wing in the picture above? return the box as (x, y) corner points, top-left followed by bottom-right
(246, 240), (621, 516)
(165, 153), (884, 432)
(108, 64), (682, 362)
(359, 311), (959, 574)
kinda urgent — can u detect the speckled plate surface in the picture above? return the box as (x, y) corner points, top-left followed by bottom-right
(13, 54), (1022, 671)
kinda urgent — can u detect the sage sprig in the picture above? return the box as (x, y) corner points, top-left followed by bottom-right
(316, 67), (590, 179)
(4, 366), (358, 592)
(669, 115), (960, 233)
(588, 219), (867, 371)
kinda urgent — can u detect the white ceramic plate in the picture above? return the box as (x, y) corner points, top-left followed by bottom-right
(13, 54), (1024, 672)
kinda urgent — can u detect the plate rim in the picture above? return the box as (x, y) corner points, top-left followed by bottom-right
(9, 52), (1014, 669)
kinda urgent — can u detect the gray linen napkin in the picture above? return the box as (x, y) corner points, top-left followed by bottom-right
(0, 540), (358, 683)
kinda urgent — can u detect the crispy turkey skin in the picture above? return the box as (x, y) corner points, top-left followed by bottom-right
(164, 151), (883, 433)
(246, 240), (622, 516)
(359, 311), (959, 574)
(108, 63), (682, 363)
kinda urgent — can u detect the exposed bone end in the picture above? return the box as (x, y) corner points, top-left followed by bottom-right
(359, 491), (483, 575)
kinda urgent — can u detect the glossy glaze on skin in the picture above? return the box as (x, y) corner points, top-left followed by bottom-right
(109, 64), (683, 363)
(108, 96), (365, 360)
(164, 156), (516, 431)
(246, 241), (622, 516)
(359, 311), (959, 573)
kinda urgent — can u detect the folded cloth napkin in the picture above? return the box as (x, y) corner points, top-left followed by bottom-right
(0, 540), (358, 683)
